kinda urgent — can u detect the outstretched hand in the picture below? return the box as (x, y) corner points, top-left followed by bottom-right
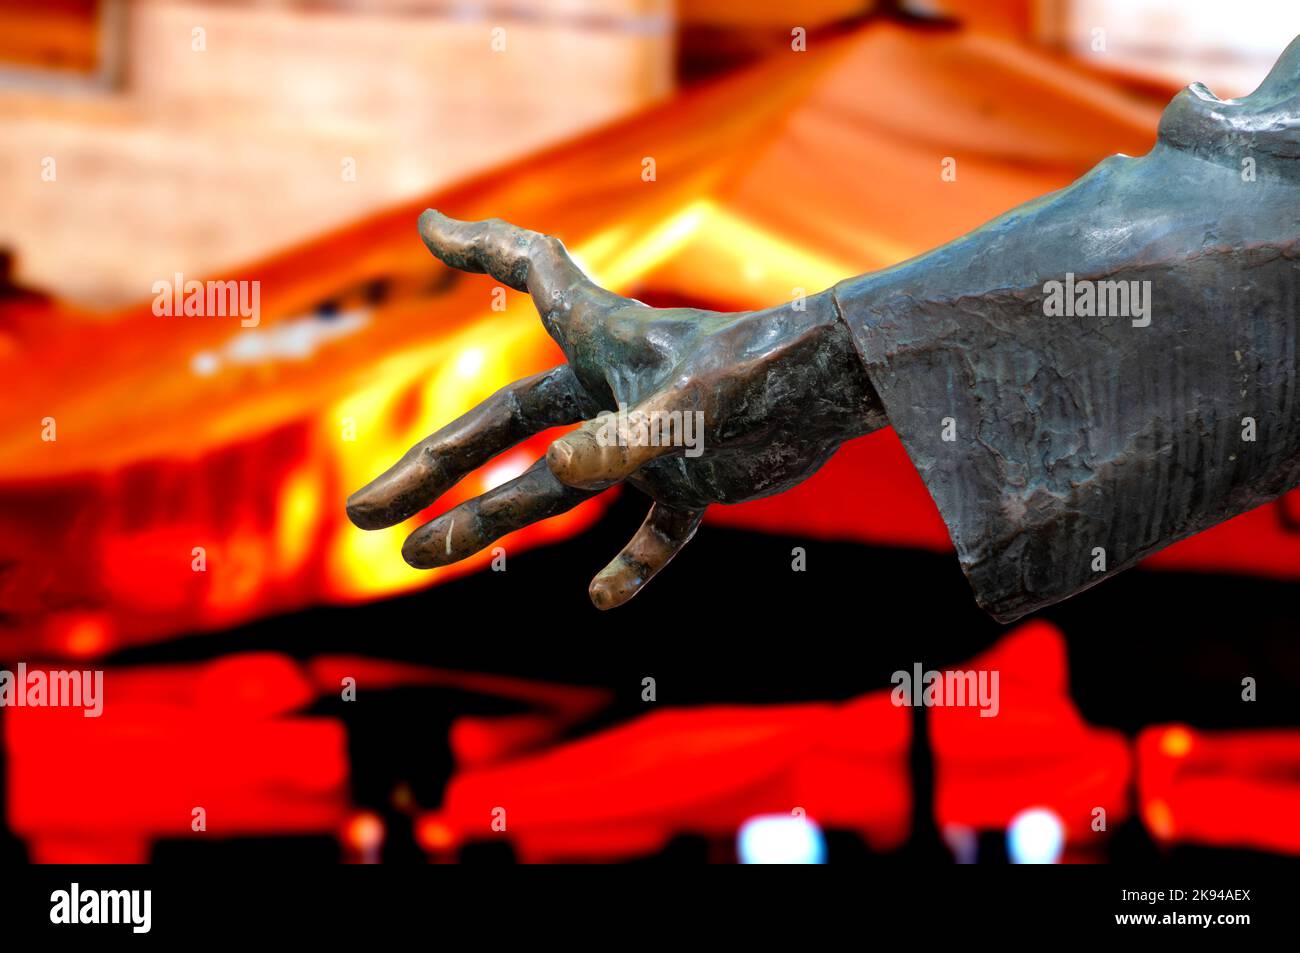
(346, 211), (886, 608)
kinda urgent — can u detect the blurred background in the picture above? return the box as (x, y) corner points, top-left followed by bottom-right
(1, 0), (1299, 864)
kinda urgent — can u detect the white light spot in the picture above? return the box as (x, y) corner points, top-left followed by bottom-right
(481, 450), (531, 491)
(1008, 807), (1065, 864)
(455, 347), (485, 378)
(191, 351), (221, 376)
(737, 814), (826, 864)
(188, 309), (369, 378)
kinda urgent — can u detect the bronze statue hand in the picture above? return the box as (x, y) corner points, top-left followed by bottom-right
(346, 210), (887, 608)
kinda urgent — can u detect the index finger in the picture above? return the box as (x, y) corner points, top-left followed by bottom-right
(418, 210), (625, 347)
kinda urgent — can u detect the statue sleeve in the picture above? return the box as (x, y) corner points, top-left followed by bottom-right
(832, 37), (1300, 622)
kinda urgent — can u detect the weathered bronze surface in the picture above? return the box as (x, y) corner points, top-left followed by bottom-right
(348, 37), (1300, 618)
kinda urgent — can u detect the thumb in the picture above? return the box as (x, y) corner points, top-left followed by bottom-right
(547, 391), (701, 490)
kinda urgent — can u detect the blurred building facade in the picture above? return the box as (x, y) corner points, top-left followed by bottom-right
(0, 0), (673, 306)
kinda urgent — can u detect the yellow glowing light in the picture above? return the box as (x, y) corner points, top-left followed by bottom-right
(481, 449), (533, 492)
(455, 346), (486, 379)
(571, 223), (631, 275)
(692, 205), (874, 294)
(276, 466), (322, 576)
(325, 303), (551, 600)
(1160, 727), (1194, 759)
(423, 322), (525, 429)
(333, 517), (420, 600)
(1143, 799), (1176, 841)
(581, 200), (712, 289)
